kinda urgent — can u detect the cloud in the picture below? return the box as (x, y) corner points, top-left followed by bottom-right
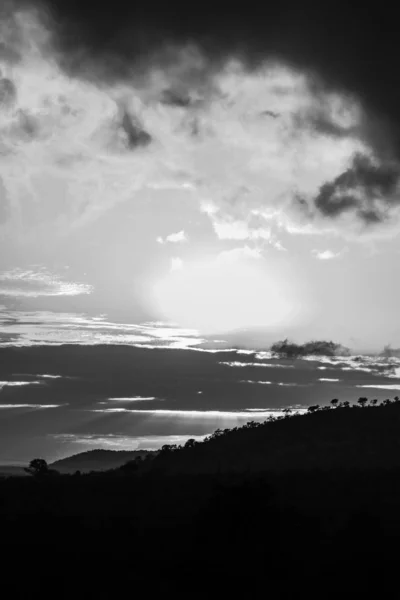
(216, 246), (262, 264)
(170, 257), (183, 271)
(356, 385), (400, 391)
(0, 308), (204, 347)
(208, 214), (273, 241)
(312, 249), (340, 260)
(304, 153), (400, 226)
(51, 433), (208, 451)
(0, 3), (400, 252)
(220, 361), (288, 368)
(0, 267), (93, 297)
(157, 230), (188, 244)
(89, 408), (289, 418)
(0, 404), (61, 409)
(0, 7), (367, 247)
(0, 380), (41, 388)
(106, 396), (157, 402)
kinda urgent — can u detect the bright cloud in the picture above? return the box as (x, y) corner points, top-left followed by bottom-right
(312, 249), (341, 260)
(0, 380), (41, 388)
(89, 408), (289, 418)
(0, 308), (205, 347)
(216, 246), (262, 263)
(106, 397), (157, 402)
(158, 230), (188, 243)
(0, 268), (93, 297)
(170, 257), (183, 271)
(0, 404), (61, 409)
(356, 385), (400, 390)
(51, 433), (208, 451)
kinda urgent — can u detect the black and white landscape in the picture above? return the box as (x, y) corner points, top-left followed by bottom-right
(1, 0), (400, 596)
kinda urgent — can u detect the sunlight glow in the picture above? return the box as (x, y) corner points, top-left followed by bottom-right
(152, 258), (297, 334)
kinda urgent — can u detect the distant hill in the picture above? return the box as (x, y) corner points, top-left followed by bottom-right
(146, 399), (400, 474)
(51, 449), (157, 473)
(0, 466), (28, 477)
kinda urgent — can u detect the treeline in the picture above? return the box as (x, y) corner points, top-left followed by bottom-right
(138, 394), (400, 473)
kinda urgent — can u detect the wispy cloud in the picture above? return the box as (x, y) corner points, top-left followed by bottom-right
(220, 361), (288, 368)
(51, 433), (207, 451)
(0, 404), (62, 409)
(0, 268), (93, 297)
(356, 384), (400, 390)
(106, 397), (157, 402)
(89, 408), (291, 418)
(157, 230), (188, 244)
(242, 380), (308, 387)
(312, 249), (341, 260)
(216, 246), (262, 263)
(209, 218), (272, 241)
(0, 309), (204, 347)
(0, 380), (42, 389)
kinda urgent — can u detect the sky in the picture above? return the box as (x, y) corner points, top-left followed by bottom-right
(1, 1), (400, 461)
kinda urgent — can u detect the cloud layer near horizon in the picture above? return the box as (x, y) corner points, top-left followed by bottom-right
(0, 267), (92, 297)
(1, 342), (400, 461)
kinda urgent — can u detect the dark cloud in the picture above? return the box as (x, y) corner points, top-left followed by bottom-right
(6, 1), (400, 229)
(20, 3), (400, 149)
(260, 110), (280, 119)
(0, 76), (16, 107)
(311, 154), (400, 223)
(302, 112), (357, 139)
(160, 89), (192, 108)
(0, 1), (26, 64)
(119, 108), (152, 150)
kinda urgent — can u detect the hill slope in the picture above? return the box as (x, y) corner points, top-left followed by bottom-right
(51, 449), (156, 472)
(146, 401), (400, 474)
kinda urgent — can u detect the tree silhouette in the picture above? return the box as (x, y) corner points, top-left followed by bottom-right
(185, 439), (197, 449)
(330, 399), (339, 407)
(357, 397), (368, 408)
(24, 458), (49, 477)
(120, 460), (139, 474)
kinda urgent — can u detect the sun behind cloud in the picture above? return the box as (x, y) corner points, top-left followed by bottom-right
(151, 254), (299, 334)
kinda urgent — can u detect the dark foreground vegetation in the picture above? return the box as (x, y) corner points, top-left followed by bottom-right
(3, 397), (400, 598)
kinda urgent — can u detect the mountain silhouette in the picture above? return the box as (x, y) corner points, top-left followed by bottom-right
(50, 449), (156, 473)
